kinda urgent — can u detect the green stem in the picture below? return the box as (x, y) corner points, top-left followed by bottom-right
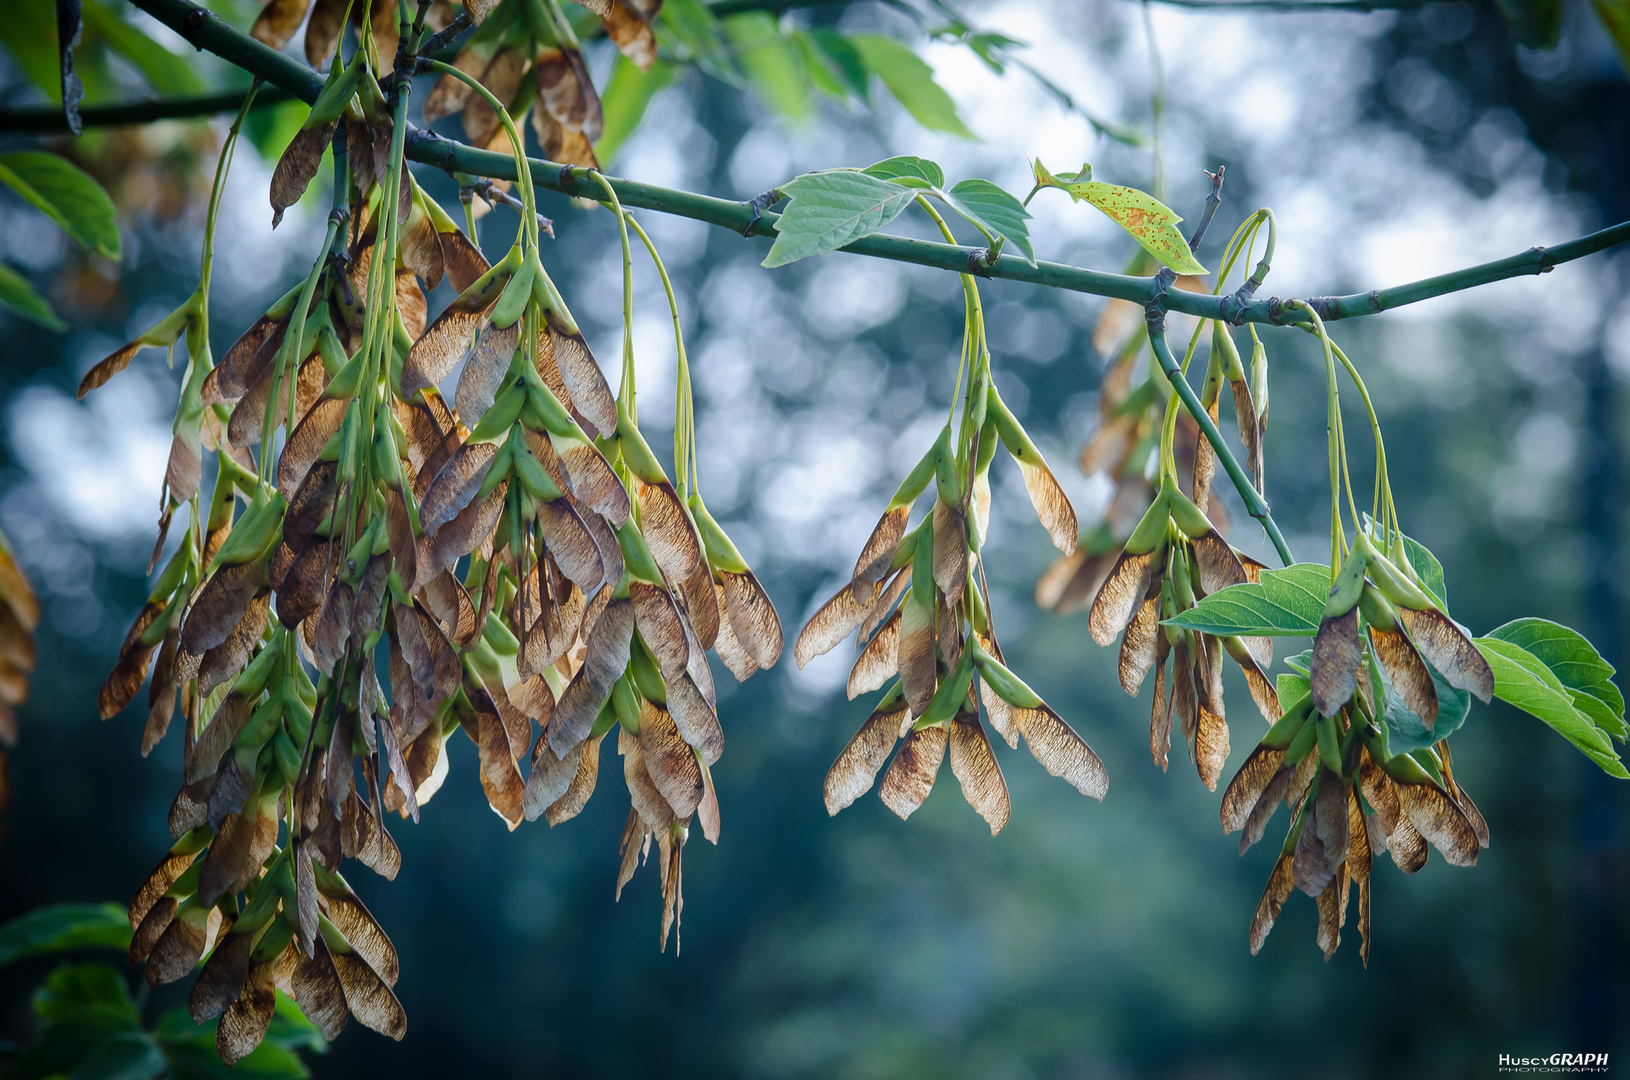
(586, 170), (638, 416)
(625, 215), (696, 494)
(110, 1), (1630, 329)
(425, 59), (538, 248)
(1147, 323), (1292, 566)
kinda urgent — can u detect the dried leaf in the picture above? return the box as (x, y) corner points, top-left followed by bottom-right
(825, 695), (908, 814)
(1017, 458), (1078, 554)
(1311, 608), (1362, 717)
(181, 561), (265, 656)
(1118, 595), (1160, 696)
(547, 316), (618, 438)
(331, 949), (407, 1039)
(1397, 607), (1495, 703)
(719, 568), (782, 670)
(795, 578), (882, 668)
(949, 711), (1010, 835)
(1088, 550), (1155, 647)
(271, 123), (335, 229)
(848, 607), (900, 700)
(548, 599), (633, 755)
(878, 723), (947, 820)
(1370, 624), (1439, 726)
(1249, 852), (1295, 955)
(1014, 704), (1108, 800)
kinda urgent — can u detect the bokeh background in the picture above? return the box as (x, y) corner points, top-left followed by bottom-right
(2, 0), (1628, 1075)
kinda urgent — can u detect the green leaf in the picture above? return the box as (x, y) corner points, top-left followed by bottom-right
(656, 0), (736, 84)
(862, 155), (944, 189)
(68, 1030), (166, 1080)
(848, 34), (974, 139)
(34, 963), (136, 1021)
(790, 29), (851, 101)
(762, 170), (917, 268)
(0, 903), (133, 967)
(1163, 563), (1330, 637)
(1477, 637), (1629, 778)
(4, 1008), (143, 1080)
(1485, 617), (1626, 740)
(1276, 670), (1310, 705)
(0, 2), (61, 100)
(1377, 656), (1473, 755)
(1030, 158), (1206, 275)
(724, 13), (814, 122)
(808, 29), (870, 104)
(594, 55), (676, 166)
(0, 151), (121, 259)
(943, 177), (1035, 265)
(0, 262), (66, 331)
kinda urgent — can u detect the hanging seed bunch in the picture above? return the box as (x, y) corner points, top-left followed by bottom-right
(797, 248), (1105, 833)
(1220, 309), (1493, 963)
(422, 0), (662, 171)
(1037, 207), (1273, 614)
(0, 529), (39, 841)
(79, 8), (776, 1059)
(1084, 215), (1282, 791)
(1015, 175), (1621, 965)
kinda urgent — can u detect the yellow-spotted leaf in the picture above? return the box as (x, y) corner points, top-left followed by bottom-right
(1030, 159), (1206, 276)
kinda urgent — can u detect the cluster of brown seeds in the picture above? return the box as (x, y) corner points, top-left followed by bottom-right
(800, 281), (1107, 832)
(83, 11), (778, 1060)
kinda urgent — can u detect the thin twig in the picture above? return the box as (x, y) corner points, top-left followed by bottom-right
(462, 179), (556, 238)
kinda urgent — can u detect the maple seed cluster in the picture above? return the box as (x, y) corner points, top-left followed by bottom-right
(83, 5), (779, 1063)
(801, 271), (1107, 833)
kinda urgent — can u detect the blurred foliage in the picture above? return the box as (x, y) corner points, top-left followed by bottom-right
(0, 903), (325, 1079)
(0, 0), (1627, 1077)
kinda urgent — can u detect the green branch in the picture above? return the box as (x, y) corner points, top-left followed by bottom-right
(23, 0), (1630, 574)
(0, 87), (294, 131)
(1147, 315), (1294, 566)
(49, 0), (1629, 334)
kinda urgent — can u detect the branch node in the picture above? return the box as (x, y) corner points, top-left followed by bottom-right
(966, 249), (994, 277)
(742, 188), (781, 237)
(558, 164), (576, 191)
(180, 5), (208, 45)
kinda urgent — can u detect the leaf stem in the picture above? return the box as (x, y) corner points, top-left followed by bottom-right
(1147, 318), (1292, 565)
